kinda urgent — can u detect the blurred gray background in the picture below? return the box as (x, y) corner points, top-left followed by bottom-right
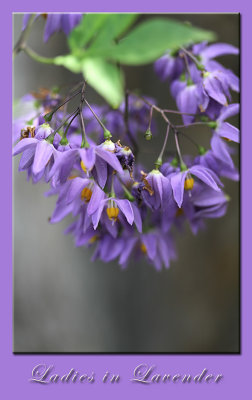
(13, 14), (240, 352)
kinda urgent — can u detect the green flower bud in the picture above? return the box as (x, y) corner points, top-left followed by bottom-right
(171, 158), (178, 167)
(198, 146), (207, 155)
(197, 63), (205, 71)
(207, 121), (218, 129)
(44, 111), (54, 122)
(180, 162), (187, 172)
(60, 137), (69, 146)
(155, 157), (162, 169)
(144, 128), (152, 140)
(200, 116), (209, 122)
(103, 129), (112, 140)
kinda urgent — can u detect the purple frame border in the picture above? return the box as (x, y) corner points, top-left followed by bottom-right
(3, 2), (250, 399)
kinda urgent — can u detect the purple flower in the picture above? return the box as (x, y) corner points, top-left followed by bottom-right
(212, 103), (240, 143)
(175, 82), (209, 124)
(91, 197), (134, 229)
(49, 140), (123, 188)
(23, 13), (83, 42)
(196, 141), (239, 182)
(114, 142), (135, 173)
(13, 124), (56, 177)
(154, 51), (184, 81)
(141, 169), (171, 211)
(170, 164), (222, 208)
(192, 185), (229, 219)
(193, 42), (239, 93)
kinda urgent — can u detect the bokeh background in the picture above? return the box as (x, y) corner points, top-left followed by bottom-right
(13, 13), (240, 352)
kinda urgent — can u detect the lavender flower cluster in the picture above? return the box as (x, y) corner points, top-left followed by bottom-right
(13, 41), (239, 270)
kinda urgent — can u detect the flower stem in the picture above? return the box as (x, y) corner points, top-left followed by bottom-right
(84, 99), (107, 132)
(13, 14), (36, 57)
(22, 45), (56, 64)
(79, 82), (89, 148)
(175, 122), (207, 129)
(156, 125), (170, 167)
(174, 131), (184, 167)
(51, 108), (79, 137)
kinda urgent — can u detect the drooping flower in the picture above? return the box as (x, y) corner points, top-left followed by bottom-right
(154, 51), (184, 81)
(13, 123), (56, 178)
(23, 13), (83, 42)
(141, 169), (171, 211)
(170, 164), (222, 208)
(211, 103), (240, 143)
(48, 140), (124, 188)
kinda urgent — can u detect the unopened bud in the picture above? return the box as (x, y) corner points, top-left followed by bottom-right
(154, 157), (162, 169)
(144, 128), (152, 141)
(180, 162), (187, 172)
(60, 137), (69, 146)
(198, 146), (207, 155)
(171, 158), (178, 167)
(207, 121), (218, 129)
(103, 129), (112, 140)
(44, 111), (54, 122)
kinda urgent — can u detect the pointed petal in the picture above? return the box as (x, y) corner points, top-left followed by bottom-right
(119, 237), (138, 266)
(201, 43), (239, 60)
(176, 85), (198, 124)
(211, 134), (234, 168)
(32, 140), (54, 175)
(114, 199), (134, 225)
(216, 122), (239, 143)
(18, 147), (35, 170)
(95, 147), (123, 173)
(50, 202), (73, 223)
(44, 14), (61, 42)
(13, 138), (37, 156)
(66, 177), (90, 204)
(158, 236), (170, 268)
(131, 203), (142, 233)
(92, 200), (106, 229)
(87, 184), (105, 215)
(142, 234), (157, 260)
(204, 74), (227, 105)
(170, 171), (188, 208)
(94, 156), (107, 188)
(189, 165), (221, 191)
(79, 147), (96, 171)
(218, 103), (239, 122)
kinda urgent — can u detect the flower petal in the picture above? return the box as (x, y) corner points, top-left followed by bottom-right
(131, 203), (142, 233)
(13, 138), (37, 156)
(95, 147), (124, 173)
(216, 122), (239, 143)
(211, 134), (234, 168)
(66, 177), (90, 204)
(170, 171), (188, 208)
(114, 199), (134, 225)
(92, 200), (106, 230)
(201, 43), (239, 60)
(79, 147), (96, 171)
(142, 234), (157, 260)
(189, 165), (221, 191)
(218, 103), (239, 122)
(32, 140), (54, 175)
(87, 184), (106, 215)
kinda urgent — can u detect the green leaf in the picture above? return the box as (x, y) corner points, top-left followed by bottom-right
(82, 58), (124, 108)
(88, 14), (138, 51)
(96, 18), (216, 65)
(68, 14), (109, 51)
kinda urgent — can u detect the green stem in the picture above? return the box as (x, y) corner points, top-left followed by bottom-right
(155, 124), (170, 168)
(22, 45), (56, 64)
(13, 14), (36, 57)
